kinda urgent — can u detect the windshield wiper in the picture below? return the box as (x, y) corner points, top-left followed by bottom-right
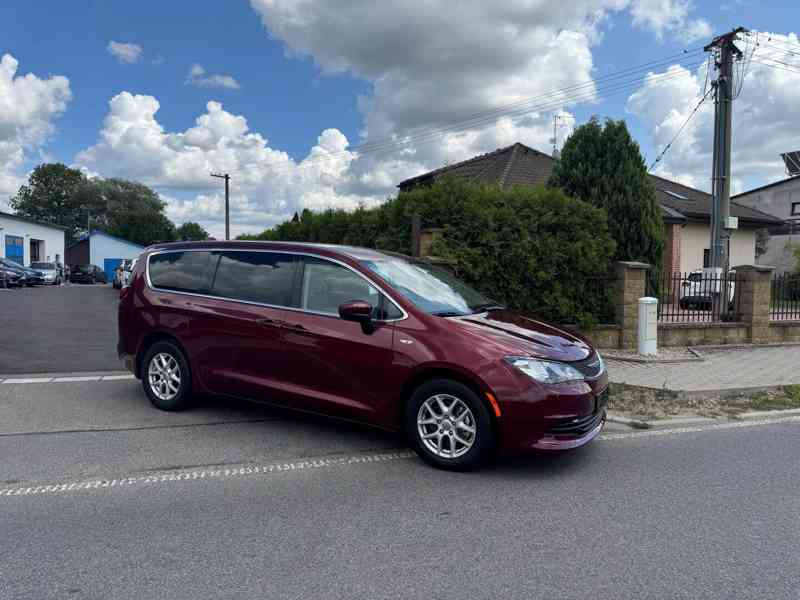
(431, 310), (467, 317)
(470, 303), (506, 313)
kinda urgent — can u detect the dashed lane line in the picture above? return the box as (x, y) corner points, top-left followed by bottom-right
(0, 414), (797, 500)
(0, 451), (416, 498)
(0, 374), (135, 385)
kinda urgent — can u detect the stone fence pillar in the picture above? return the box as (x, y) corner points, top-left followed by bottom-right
(734, 264), (774, 344)
(614, 261), (650, 349)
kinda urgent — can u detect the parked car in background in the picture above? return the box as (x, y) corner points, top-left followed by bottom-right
(679, 269), (737, 310)
(70, 264), (108, 284)
(0, 258), (42, 286)
(118, 241), (608, 471)
(30, 262), (62, 285)
(0, 266), (23, 288)
(0, 261), (25, 287)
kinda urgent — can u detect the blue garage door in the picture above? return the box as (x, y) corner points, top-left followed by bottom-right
(104, 258), (122, 282)
(5, 235), (24, 265)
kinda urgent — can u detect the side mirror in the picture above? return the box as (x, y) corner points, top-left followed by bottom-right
(338, 300), (373, 324)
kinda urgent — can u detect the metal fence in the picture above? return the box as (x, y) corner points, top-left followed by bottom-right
(770, 273), (800, 320)
(646, 270), (743, 323)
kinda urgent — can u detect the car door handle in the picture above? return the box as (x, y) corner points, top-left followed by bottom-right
(283, 322), (306, 331)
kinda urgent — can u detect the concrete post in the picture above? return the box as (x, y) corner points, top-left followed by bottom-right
(734, 264), (774, 344)
(614, 261), (651, 349)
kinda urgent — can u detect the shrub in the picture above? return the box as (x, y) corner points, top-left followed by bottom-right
(242, 178), (616, 326)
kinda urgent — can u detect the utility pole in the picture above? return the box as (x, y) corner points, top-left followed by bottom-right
(210, 172), (230, 240)
(705, 27), (746, 318)
(706, 27), (746, 272)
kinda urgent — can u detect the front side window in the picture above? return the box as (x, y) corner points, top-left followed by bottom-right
(361, 257), (493, 316)
(148, 251), (214, 293)
(301, 257), (384, 316)
(210, 251), (296, 307)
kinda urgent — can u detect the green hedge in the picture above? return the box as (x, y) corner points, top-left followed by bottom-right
(241, 178), (616, 326)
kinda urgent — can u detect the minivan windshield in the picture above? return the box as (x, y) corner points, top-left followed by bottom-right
(361, 256), (498, 316)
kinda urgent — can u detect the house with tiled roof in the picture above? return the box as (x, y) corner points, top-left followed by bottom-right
(398, 143), (783, 274)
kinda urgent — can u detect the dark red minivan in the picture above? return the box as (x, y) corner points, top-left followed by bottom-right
(118, 241), (608, 470)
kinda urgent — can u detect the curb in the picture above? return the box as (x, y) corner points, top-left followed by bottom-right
(608, 407), (800, 430)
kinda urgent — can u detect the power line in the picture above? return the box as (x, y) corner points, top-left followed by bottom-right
(257, 58), (706, 176)
(649, 85), (713, 171)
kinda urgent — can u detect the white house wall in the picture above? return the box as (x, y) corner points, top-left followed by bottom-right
(89, 235), (144, 266)
(680, 223), (756, 272)
(0, 215), (66, 267)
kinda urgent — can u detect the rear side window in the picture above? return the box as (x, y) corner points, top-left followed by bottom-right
(148, 251), (214, 293)
(210, 251), (296, 307)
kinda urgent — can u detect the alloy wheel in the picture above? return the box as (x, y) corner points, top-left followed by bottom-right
(417, 394), (476, 459)
(147, 353), (181, 401)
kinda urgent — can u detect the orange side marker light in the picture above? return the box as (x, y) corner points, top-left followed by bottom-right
(485, 392), (502, 417)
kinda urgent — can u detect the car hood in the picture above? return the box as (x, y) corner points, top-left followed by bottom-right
(448, 310), (592, 362)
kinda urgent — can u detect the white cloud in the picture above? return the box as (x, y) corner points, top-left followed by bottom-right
(0, 54), (71, 208)
(72, 0), (719, 235)
(185, 64), (241, 90)
(626, 32), (800, 192)
(75, 93), (364, 238)
(629, 0), (711, 42)
(248, 0), (621, 200)
(107, 41), (143, 64)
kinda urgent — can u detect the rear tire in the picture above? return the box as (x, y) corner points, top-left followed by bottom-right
(141, 341), (193, 411)
(405, 378), (494, 471)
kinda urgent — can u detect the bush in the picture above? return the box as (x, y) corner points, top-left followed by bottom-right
(548, 117), (664, 270)
(242, 178), (616, 326)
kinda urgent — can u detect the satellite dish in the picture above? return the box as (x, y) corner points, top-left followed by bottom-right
(781, 151), (800, 176)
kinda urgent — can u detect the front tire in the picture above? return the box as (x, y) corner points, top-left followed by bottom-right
(141, 341), (193, 411)
(405, 379), (494, 471)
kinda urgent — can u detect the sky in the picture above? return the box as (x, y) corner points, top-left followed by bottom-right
(1, 0), (799, 239)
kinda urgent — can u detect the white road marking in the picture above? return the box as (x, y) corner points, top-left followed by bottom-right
(1, 377), (53, 385)
(0, 451), (415, 499)
(2, 414), (798, 500)
(0, 373), (134, 386)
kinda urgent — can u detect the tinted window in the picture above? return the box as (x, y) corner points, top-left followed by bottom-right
(31, 262), (55, 269)
(149, 251), (214, 293)
(210, 251), (296, 306)
(301, 257), (383, 316)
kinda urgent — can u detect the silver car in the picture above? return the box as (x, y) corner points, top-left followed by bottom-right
(29, 262), (62, 285)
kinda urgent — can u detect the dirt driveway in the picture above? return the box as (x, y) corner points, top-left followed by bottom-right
(0, 284), (121, 374)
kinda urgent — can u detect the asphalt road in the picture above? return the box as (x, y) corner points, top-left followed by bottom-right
(0, 284), (120, 374)
(1, 378), (798, 599)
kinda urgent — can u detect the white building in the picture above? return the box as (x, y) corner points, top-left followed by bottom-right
(65, 231), (145, 281)
(0, 211), (67, 266)
(733, 176), (800, 275)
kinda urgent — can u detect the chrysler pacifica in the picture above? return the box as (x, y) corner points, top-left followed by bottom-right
(118, 241), (608, 470)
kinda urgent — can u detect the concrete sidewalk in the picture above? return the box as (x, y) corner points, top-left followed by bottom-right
(607, 345), (800, 392)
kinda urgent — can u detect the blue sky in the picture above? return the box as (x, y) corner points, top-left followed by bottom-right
(2, 1), (799, 237)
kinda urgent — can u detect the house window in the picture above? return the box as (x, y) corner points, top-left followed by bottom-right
(703, 249), (710, 268)
(791, 202), (800, 216)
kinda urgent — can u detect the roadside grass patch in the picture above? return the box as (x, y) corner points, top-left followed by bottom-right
(607, 383), (800, 421)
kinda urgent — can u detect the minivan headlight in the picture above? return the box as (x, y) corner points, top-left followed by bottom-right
(504, 357), (585, 384)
